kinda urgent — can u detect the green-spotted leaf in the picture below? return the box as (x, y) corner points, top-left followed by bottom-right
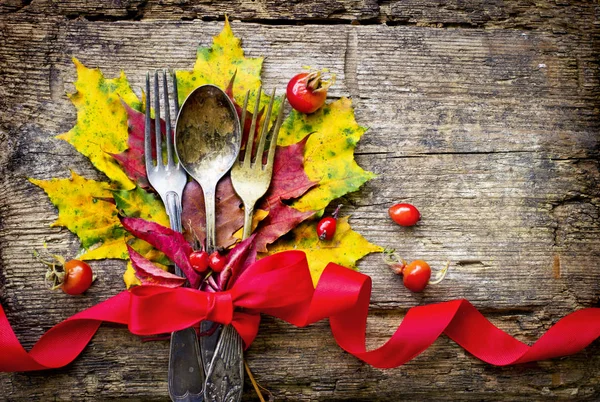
(176, 17), (263, 109)
(265, 216), (383, 285)
(278, 98), (376, 212)
(56, 58), (141, 190)
(29, 171), (128, 260)
(113, 186), (169, 227)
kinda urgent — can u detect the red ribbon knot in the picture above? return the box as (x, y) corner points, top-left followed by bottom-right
(205, 291), (234, 325)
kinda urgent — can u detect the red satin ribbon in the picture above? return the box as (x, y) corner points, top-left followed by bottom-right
(1, 250), (600, 372)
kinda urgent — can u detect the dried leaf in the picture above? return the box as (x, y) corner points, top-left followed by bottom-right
(56, 58), (141, 190)
(278, 98), (377, 212)
(111, 103), (152, 188)
(128, 245), (185, 288)
(217, 235), (255, 291)
(80, 237), (128, 261)
(123, 239), (172, 288)
(181, 178), (244, 249)
(121, 217), (200, 288)
(253, 200), (315, 253)
(263, 136), (317, 204)
(265, 216), (383, 285)
(29, 171), (128, 260)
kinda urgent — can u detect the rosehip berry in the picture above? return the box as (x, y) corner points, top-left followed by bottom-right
(287, 70), (335, 114)
(316, 204), (342, 241)
(389, 203), (421, 226)
(208, 251), (227, 273)
(189, 250), (209, 273)
(402, 260), (431, 292)
(383, 250), (450, 293)
(316, 217), (336, 240)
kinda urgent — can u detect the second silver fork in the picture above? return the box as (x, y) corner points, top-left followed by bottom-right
(145, 70), (205, 402)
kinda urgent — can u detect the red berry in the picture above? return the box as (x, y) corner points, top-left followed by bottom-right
(189, 250), (209, 273)
(317, 217), (337, 240)
(389, 203), (421, 226)
(402, 260), (432, 292)
(208, 251), (227, 273)
(287, 71), (334, 114)
(316, 205), (342, 241)
(61, 259), (94, 295)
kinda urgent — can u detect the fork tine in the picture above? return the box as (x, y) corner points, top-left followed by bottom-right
(171, 70), (180, 117)
(162, 70), (174, 167)
(144, 72), (154, 171)
(243, 85), (261, 168)
(238, 91), (249, 165)
(266, 95), (286, 169)
(153, 71), (163, 168)
(255, 88), (276, 166)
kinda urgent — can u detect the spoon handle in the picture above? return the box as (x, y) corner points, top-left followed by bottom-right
(203, 185), (217, 253)
(199, 183), (220, 374)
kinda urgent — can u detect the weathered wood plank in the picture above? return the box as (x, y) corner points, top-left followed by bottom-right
(1, 0), (598, 36)
(1, 15), (599, 401)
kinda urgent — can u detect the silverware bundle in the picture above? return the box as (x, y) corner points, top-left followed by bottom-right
(144, 69), (285, 402)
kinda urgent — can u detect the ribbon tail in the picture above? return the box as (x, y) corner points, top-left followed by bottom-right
(301, 264), (600, 369)
(0, 291), (131, 372)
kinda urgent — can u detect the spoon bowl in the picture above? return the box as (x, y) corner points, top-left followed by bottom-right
(175, 84), (241, 253)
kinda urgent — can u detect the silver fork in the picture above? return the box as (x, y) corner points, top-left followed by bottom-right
(145, 70), (204, 402)
(203, 88), (286, 402)
(231, 87), (286, 239)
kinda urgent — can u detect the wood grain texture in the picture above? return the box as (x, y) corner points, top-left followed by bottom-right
(1, 0), (598, 36)
(0, 9), (599, 402)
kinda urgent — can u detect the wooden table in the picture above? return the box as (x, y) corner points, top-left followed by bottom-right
(1, 1), (599, 400)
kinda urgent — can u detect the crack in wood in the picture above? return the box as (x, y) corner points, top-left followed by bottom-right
(344, 28), (359, 100)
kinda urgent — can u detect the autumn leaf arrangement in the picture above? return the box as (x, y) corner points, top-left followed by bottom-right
(30, 18), (382, 292)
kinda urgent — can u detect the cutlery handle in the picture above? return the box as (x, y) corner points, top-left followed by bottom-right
(241, 201), (254, 242)
(168, 327), (205, 401)
(165, 191), (183, 276)
(204, 325), (244, 402)
(165, 191), (205, 401)
(203, 186), (217, 253)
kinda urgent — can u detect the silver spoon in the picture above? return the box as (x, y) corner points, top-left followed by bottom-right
(174, 84), (243, 394)
(175, 84), (242, 254)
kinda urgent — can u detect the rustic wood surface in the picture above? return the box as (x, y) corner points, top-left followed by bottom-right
(1, 1), (599, 400)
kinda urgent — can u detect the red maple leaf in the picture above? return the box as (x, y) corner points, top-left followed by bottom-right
(110, 103), (165, 189)
(128, 245), (186, 288)
(121, 216), (200, 288)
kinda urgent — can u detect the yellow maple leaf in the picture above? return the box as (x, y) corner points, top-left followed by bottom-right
(79, 237), (128, 260)
(278, 98), (377, 212)
(265, 216), (383, 285)
(56, 58), (141, 190)
(176, 16), (263, 109)
(123, 261), (141, 288)
(29, 171), (128, 260)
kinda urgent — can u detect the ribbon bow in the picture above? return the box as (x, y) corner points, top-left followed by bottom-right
(1, 250), (600, 372)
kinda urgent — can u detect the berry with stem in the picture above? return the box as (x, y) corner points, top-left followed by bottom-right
(316, 204), (342, 241)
